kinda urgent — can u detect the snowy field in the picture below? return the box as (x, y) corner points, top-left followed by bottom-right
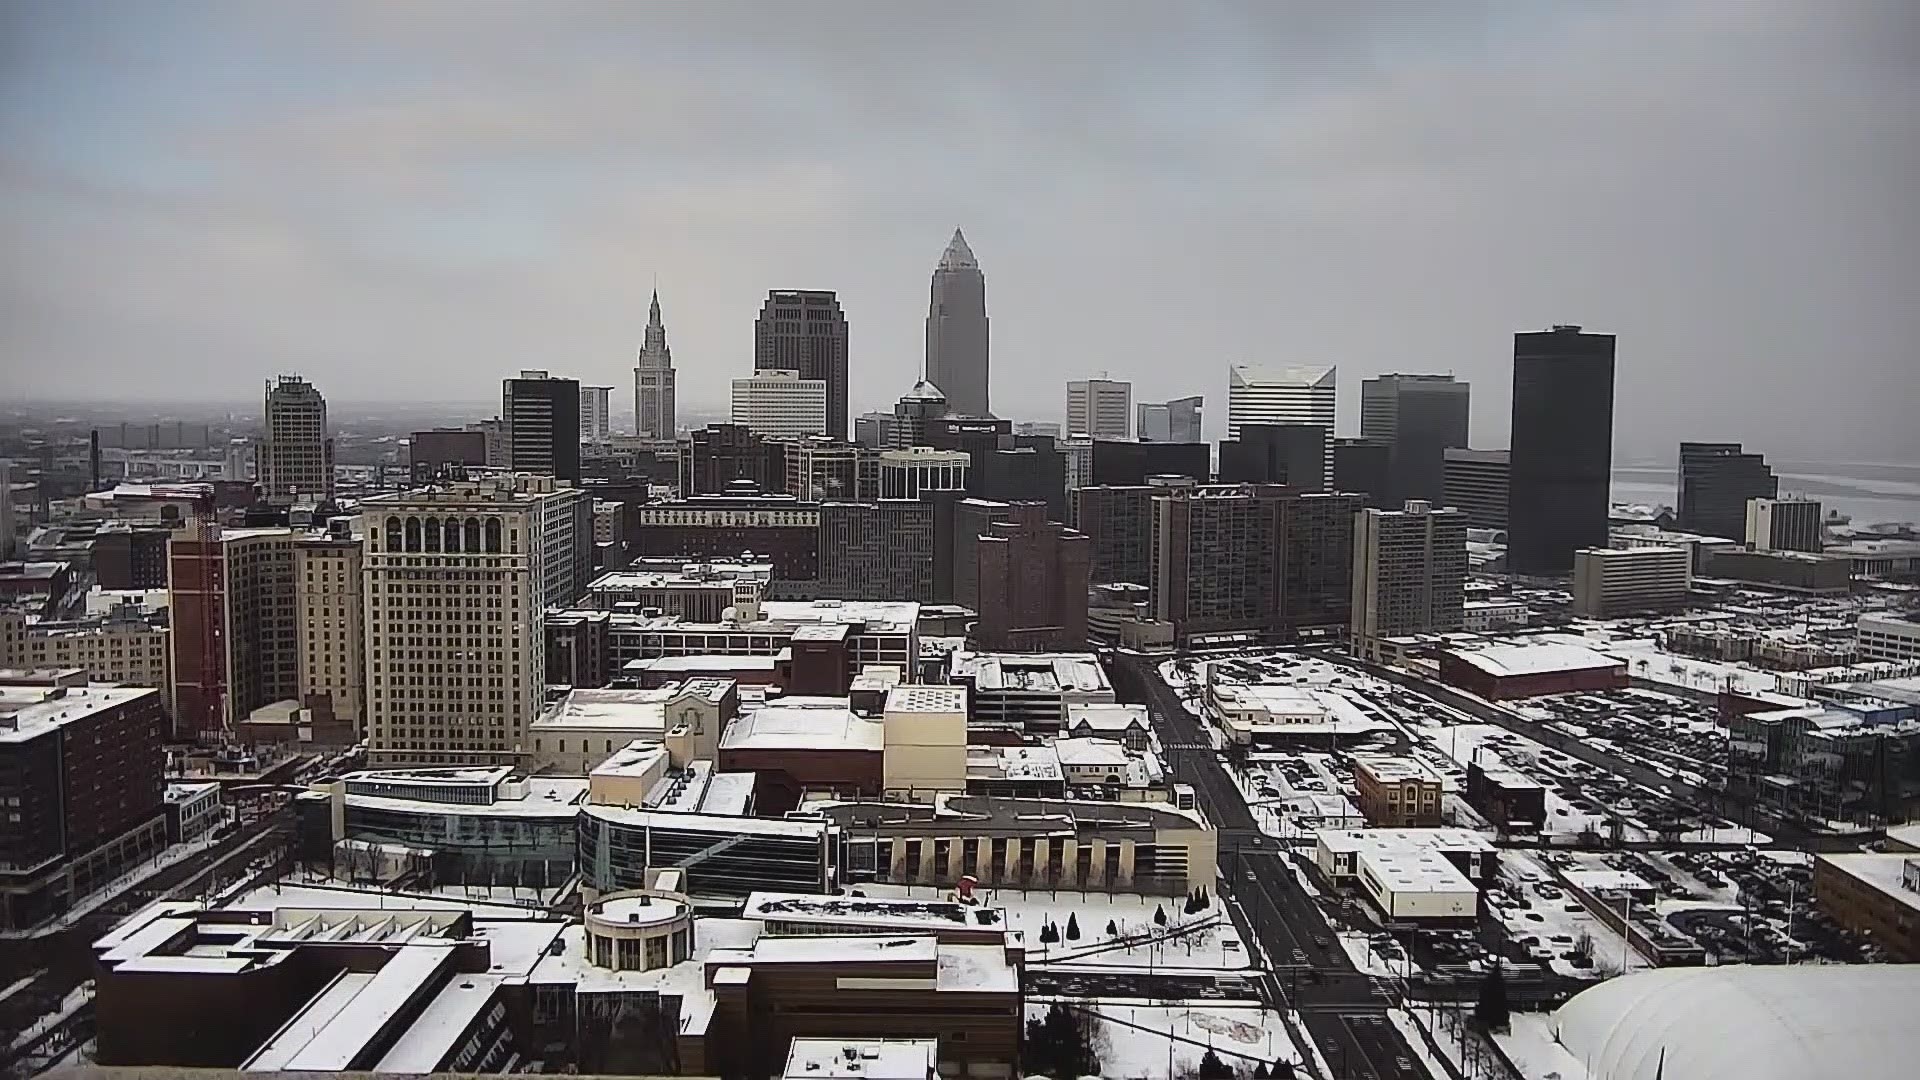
(1031, 999), (1304, 1080)
(863, 884), (1252, 973)
(1495, 1012), (1590, 1080)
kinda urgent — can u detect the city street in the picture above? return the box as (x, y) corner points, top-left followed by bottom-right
(1111, 653), (1436, 1080)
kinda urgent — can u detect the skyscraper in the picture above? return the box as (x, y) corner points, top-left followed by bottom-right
(503, 369), (582, 482)
(579, 384), (614, 443)
(167, 522), (299, 738)
(1360, 374), (1471, 505)
(1676, 442), (1777, 540)
(730, 369), (829, 438)
(260, 374), (333, 505)
(1137, 396), (1204, 443)
(634, 290), (677, 439)
(1331, 438), (1393, 509)
(757, 290), (850, 440)
(1066, 379), (1133, 440)
(1746, 497), (1824, 552)
(1507, 326), (1615, 576)
(925, 229), (990, 418)
(361, 475), (582, 766)
(1226, 365), (1335, 486)
(1443, 448), (1510, 530)
(1217, 424), (1327, 491)
(1351, 500), (1467, 658)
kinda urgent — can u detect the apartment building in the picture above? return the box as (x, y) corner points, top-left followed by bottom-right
(294, 522), (365, 732)
(1571, 545), (1693, 617)
(167, 523), (300, 739)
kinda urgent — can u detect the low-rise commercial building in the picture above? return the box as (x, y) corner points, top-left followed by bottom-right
(718, 698), (886, 812)
(1437, 643), (1628, 701)
(1313, 828), (1496, 924)
(586, 566), (763, 622)
(1859, 615), (1920, 664)
(527, 680), (737, 774)
(1465, 760), (1547, 832)
(825, 795), (1215, 896)
(1572, 545), (1692, 617)
(948, 651), (1113, 730)
(1352, 753), (1444, 827)
(1813, 853), (1920, 962)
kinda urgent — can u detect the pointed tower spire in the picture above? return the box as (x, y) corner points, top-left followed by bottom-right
(648, 287), (662, 328)
(939, 227), (977, 270)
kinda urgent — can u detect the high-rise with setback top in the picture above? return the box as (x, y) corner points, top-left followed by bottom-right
(1226, 365), (1336, 487)
(634, 290), (677, 439)
(924, 229), (990, 418)
(260, 375), (333, 505)
(1507, 326), (1615, 576)
(1360, 374), (1470, 505)
(1676, 441), (1776, 540)
(757, 290), (850, 440)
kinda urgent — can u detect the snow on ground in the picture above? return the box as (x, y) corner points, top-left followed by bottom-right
(1035, 999), (1302, 1080)
(1387, 1009), (1451, 1080)
(1495, 1012), (1590, 1080)
(1600, 640), (1782, 696)
(0, 831), (228, 940)
(7, 982), (91, 1053)
(1491, 852), (1635, 980)
(1339, 933), (1415, 978)
(865, 884), (1250, 973)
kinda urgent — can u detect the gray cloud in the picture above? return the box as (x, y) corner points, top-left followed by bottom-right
(1, 0), (1915, 460)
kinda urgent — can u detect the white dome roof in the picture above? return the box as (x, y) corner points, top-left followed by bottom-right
(1552, 964), (1920, 1080)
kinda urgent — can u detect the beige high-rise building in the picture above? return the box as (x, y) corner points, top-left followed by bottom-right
(0, 609), (172, 709)
(260, 375), (333, 505)
(1571, 546), (1692, 618)
(295, 522), (365, 732)
(1350, 500), (1468, 659)
(360, 475), (579, 766)
(730, 369), (829, 439)
(1066, 378), (1132, 440)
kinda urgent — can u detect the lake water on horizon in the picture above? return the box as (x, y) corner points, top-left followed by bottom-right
(1611, 458), (1920, 527)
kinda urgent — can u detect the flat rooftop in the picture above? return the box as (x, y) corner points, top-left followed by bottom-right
(1817, 853), (1920, 916)
(0, 684), (157, 743)
(1353, 753), (1443, 784)
(532, 686), (677, 730)
(785, 1038), (937, 1080)
(1317, 827), (1495, 857)
(950, 651), (1110, 694)
(887, 685), (967, 713)
(744, 892), (1007, 933)
(1447, 642), (1624, 677)
(722, 702), (884, 753)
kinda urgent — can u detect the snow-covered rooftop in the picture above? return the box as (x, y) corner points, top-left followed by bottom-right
(1448, 642), (1624, 677)
(785, 1038), (937, 1080)
(721, 702), (884, 752)
(1815, 853), (1920, 915)
(951, 651), (1110, 694)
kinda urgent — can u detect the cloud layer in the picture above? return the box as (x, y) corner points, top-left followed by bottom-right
(2, 0), (1915, 459)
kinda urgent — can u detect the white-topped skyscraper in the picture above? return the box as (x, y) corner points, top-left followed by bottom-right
(924, 228), (990, 417)
(633, 289), (677, 438)
(1227, 364), (1336, 485)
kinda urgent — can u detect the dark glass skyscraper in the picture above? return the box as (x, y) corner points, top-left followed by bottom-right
(502, 369), (581, 482)
(755, 290), (849, 440)
(1507, 326), (1615, 576)
(1677, 441), (1777, 540)
(1360, 374), (1470, 505)
(925, 229), (990, 417)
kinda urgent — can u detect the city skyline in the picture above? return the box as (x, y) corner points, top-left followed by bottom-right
(1, 3), (1913, 461)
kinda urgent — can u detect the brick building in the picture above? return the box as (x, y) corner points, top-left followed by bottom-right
(973, 503), (1089, 651)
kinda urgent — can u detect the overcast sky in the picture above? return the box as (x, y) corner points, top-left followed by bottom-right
(2, 0), (1915, 459)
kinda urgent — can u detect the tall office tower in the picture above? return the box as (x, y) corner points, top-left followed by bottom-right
(1226, 365), (1335, 485)
(167, 522), (299, 739)
(634, 289), (677, 439)
(854, 411), (898, 449)
(1136, 396), (1204, 443)
(503, 369), (583, 482)
(974, 503), (1090, 651)
(891, 380), (951, 448)
(979, 436), (1068, 521)
(1148, 484), (1361, 645)
(1350, 500), (1467, 658)
(1507, 326), (1615, 576)
(1217, 424), (1327, 491)
(0, 458), (13, 559)
(924, 228), (990, 418)
(818, 500), (937, 601)
(951, 499), (1017, 610)
(756, 290), (850, 439)
(360, 475), (580, 766)
(1332, 438), (1393, 509)
(678, 424), (790, 496)
(787, 437), (880, 502)
(1747, 496), (1824, 553)
(1088, 440), (1210, 488)
(294, 521), (365, 732)
(1070, 484), (1155, 585)
(408, 429), (490, 484)
(730, 369), (830, 439)
(259, 375), (333, 505)
(579, 385), (615, 444)
(1677, 441), (1777, 540)
(1060, 439), (1094, 495)
(1443, 449), (1510, 529)
(1360, 374), (1470, 504)
(1066, 379), (1132, 440)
